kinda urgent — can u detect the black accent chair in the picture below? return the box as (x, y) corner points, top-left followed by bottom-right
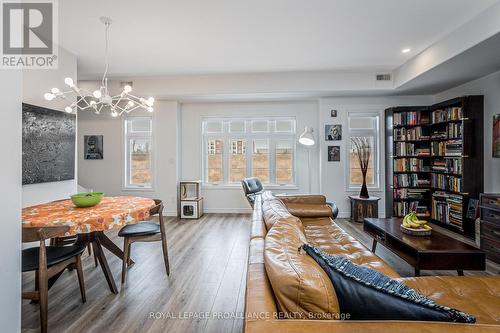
(118, 199), (170, 283)
(22, 226), (86, 333)
(241, 177), (264, 207)
(327, 201), (339, 220)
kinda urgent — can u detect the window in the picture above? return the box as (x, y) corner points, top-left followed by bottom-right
(347, 112), (380, 189)
(202, 117), (296, 186)
(124, 117), (153, 189)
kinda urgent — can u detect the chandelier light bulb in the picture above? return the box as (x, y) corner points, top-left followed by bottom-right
(146, 97), (155, 106)
(90, 100), (97, 105)
(44, 93), (55, 101)
(111, 110), (118, 117)
(64, 77), (74, 87)
(65, 106), (73, 113)
(147, 107), (154, 113)
(51, 88), (60, 94)
(93, 90), (102, 98)
(123, 85), (132, 93)
(126, 100), (135, 108)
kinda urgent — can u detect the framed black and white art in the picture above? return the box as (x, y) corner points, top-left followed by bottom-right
(328, 146), (340, 161)
(325, 124), (342, 141)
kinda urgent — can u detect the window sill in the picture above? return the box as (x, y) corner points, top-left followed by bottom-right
(121, 186), (155, 192)
(202, 184), (299, 190)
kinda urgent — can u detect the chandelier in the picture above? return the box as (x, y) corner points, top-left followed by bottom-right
(43, 17), (154, 117)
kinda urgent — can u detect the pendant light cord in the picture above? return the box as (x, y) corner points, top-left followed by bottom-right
(101, 21), (110, 88)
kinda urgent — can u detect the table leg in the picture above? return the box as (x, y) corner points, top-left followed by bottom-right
(96, 231), (134, 266)
(457, 270), (464, 276)
(414, 268), (420, 276)
(371, 239), (377, 253)
(92, 238), (118, 294)
(75, 232), (119, 294)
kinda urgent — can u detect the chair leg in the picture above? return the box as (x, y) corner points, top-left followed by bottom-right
(75, 255), (86, 303)
(38, 271), (48, 333)
(160, 234), (170, 276)
(121, 238), (130, 284)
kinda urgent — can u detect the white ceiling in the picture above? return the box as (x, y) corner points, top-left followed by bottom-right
(59, 0), (499, 79)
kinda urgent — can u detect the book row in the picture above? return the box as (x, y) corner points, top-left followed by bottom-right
(431, 107), (462, 123)
(431, 140), (462, 156)
(393, 201), (430, 217)
(393, 188), (429, 200)
(431, 192), (463, 228)
(431, 158), (462, 175)
(394, 158), (430, 172)
(394, 112), (429, 126)
(394, 126), (430, 141)
(395, 142), (430, 156)
(431, 174), (462, 192)
(393, 173), (430, 188)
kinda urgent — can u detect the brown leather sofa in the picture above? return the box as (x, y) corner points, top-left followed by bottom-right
(244, 192), (500, 332)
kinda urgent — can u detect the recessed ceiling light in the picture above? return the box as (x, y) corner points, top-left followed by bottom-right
(402, 48), (411, 54)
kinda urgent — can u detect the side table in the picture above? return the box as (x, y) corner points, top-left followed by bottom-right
(349, 195), (380, 223)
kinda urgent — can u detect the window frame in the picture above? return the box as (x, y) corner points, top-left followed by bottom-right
(202, 117), (297, 188)
(345, 111), (381, 191)
(123, 115), (155, 191)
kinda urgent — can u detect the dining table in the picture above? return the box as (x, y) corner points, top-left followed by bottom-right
(22, 196), (156, 294)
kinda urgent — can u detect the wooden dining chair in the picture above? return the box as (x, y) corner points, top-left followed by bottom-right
(22, 226), (87, 333)
(118, 199), (170, 283)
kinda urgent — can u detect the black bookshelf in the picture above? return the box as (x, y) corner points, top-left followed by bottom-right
(385, 96), (484, 238)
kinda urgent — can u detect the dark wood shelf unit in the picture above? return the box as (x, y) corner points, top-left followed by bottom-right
(479, 194), (500, 264)
(385, 96), (484, 239)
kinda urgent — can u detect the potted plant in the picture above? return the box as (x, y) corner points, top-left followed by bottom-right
(351, 137), (371, 198)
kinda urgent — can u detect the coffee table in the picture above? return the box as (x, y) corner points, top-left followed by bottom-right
(363, 218), (486, 276)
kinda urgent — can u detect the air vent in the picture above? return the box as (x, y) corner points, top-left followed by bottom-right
(376, 74), (391, 81)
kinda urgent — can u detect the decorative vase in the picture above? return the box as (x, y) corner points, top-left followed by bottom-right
(359, 176), (369, 199)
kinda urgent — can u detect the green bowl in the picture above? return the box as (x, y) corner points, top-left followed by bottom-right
(70, 192), (104, 208)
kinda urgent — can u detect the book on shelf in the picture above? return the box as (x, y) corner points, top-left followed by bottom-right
(431, 191), (463, 229)
(393, 188), (429, 199)
(431, 173), (462, 192)
(394, 126), (430, 141)
(394, 112), (429, 126)
(431, 158), (462, 175)
(431, 107), (462, 123)
(431, 140), (462, 156)
(393, 201), (429, 217)
(394, 143), (431, 156)
(393, 173), (430, 188)
(394, 158), (430, 172)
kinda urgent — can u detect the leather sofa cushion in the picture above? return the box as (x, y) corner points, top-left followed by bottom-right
(303, 244), (475, 323)
(399, 276), (500, 325)
(264, 216), (340, 318)
(262, 195), (294, 231)
(277, 194), (327, 205)
(302, 218), (400, 278)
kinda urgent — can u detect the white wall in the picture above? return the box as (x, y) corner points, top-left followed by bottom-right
(22, 47), (78, 207)
(433, 70), (500, 192)
(180, 101), (319, 213)
(319, 96), (433, 218)
(0, 70), (22, 332)
(78, 101), (180, 215)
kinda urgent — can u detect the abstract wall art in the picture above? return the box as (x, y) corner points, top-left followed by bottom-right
(22, 103), (76, 185)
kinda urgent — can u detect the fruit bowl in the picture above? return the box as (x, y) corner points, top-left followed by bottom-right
(400, 224), (432, 236)
(70, 192), (104, 208)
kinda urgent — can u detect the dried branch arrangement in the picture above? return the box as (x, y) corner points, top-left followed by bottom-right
(351, 137), (371, 198)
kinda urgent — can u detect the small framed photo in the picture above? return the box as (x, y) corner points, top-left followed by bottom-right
(325, 124), (342, 141)
(493, 114), (500, 158)
(328, 146), (340, 162)
(84, 135), (103, 160)
(330, 109), (337, 117)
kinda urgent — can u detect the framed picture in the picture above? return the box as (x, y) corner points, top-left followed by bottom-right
(84, 135), (104, 160)
(328, 146), (340, 161)
(493, 114), (500, 158)
(325, 124), (342, 141)
(330, 109), (337, 117)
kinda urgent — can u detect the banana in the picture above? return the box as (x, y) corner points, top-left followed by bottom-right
(422, 224), (432, 230)
(402, 212), (432, 230)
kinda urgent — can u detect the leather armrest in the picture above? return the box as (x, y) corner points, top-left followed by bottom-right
(285, 203), (333, 218)
(276, 194), (326, 205)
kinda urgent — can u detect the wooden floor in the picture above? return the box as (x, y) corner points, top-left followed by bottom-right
(22, 214), (251, 333)
(22, 214), (497, 333)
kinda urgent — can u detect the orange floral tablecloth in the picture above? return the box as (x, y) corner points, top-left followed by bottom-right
(22, 196), (156, 235)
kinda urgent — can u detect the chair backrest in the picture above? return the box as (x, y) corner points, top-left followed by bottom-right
(22, 226), (70, 243)
(150, 199), (163, 216)
(241, 177), (263, 195)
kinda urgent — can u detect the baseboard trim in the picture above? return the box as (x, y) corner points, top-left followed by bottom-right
(204, 208), (253, 214)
